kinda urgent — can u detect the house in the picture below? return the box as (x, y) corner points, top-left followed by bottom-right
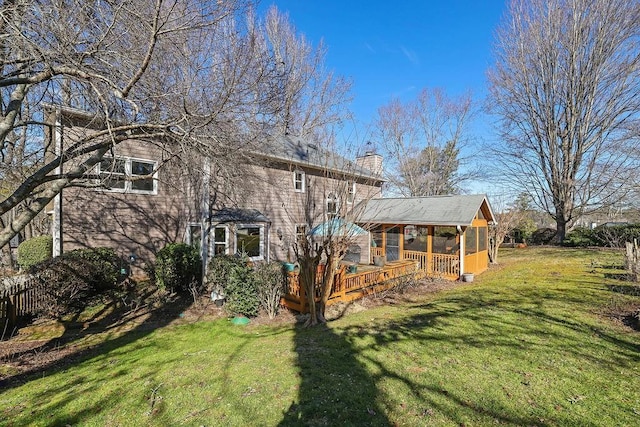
(358, 194), (495, 279)
(46, 106), (494, 292)
(47, 106), (384, 273)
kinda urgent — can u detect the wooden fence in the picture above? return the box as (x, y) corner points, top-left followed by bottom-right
(0, 274), (48, 339)
(281, 260), (419, 313)
(370, 249), (460, 280)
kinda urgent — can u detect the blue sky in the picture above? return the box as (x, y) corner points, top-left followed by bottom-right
(263, 0), (507, 146)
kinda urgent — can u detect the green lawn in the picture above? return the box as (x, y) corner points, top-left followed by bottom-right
(1, 247), (639, 426)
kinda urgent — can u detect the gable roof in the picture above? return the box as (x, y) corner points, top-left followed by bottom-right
(259, 134), (383, 181)
(359, 194), (495, 227)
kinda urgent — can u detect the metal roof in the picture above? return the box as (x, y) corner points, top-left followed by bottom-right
(359, 194), (495, 227)
(259, 134), (383, 181)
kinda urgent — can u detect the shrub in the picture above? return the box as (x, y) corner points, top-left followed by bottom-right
(254, 261), (286, 319)
(17, 235), (52, 270)
(207, 255), (259, 317)
(563, 227), (596, 247)
(29, 247), (124, 317)
(153, 243), (202, 292)
(529, 228), (556, 245)
(592, 224), (640, 248)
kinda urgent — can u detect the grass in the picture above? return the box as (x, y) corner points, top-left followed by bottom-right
(1, 247), (639, 426)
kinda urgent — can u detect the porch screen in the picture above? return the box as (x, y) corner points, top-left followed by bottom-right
(465, 227), (478, 255)
(433, 226), (457, 254)
(404, 225), (428, 252)
(478, 227), (487, 251)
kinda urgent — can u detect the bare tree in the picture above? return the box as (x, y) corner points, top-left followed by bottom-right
(488, 198), (530, 264)
(291, 162), (379, 326)
(259, 6), (352, 141)
(374, 88), (477, 196)
(0, 0), (315, 249)
(488, 0), (640, 242)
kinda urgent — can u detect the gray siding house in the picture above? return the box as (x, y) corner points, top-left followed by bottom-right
(48, 107), (384, 273)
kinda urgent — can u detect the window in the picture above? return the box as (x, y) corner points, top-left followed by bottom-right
(236, 224), (264, 260)
(293, 170), (305, 192)
(295, 224), (307, 244)
(213, 226), (228, 256)
(327, 193), (339, 219)
(99, 156), (157, 194)
(347, 181), (356, 203)
(185, 223), (202, 250)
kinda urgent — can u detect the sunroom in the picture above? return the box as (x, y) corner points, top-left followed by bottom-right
(358, 194), (495, 280)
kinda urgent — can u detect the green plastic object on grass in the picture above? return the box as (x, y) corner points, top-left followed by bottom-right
(231, 316), (250, 325)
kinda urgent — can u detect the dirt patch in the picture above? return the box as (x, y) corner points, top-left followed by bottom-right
(604, 302), (640, 332)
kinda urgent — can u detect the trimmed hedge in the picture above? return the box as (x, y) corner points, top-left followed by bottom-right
(17, 235), (52, 270)
(153, 243), (202, 292)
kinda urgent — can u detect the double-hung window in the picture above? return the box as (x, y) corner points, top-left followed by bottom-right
(347, 181), (356, 204)
(327, 193), (339, 220)
(99, 157), (157, 194)
(293, 170), (305, 193)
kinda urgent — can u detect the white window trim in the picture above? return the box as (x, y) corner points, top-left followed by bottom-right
(347, 181), (356, 204)
(293, 170), (305, 193)
(235, 223), (265, 261)
(326, 193), (339, 219)
(97, 156), (158, 195)
(212, 225), (229, 256)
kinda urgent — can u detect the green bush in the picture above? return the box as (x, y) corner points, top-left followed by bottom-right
(207, 255), (259, 317)
(591, 224), (640, 248)
(529, 228), (556, 245)
(29, 247), (124, 317)
(563, 227), (596, 247)
(153, 243), (202, 292)
(254, 261), (285, 319)
(17, 235), (52, 270)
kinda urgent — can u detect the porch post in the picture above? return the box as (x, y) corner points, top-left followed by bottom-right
(457, 225), (465, 277)
(427, 226), (433, 275)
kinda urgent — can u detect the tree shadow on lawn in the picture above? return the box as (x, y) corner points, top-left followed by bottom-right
(279, 323), (391, 426)
(327, 290), (637, 426)
(0, 287), (194, 391)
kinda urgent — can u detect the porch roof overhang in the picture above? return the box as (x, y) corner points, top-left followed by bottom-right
(210, 208), (270, 224)
(359, 194), (495, 227)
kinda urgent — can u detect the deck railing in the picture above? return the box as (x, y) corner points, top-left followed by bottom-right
(400, 250), (460, 279)
(282, 260), (418, 313)
(370, 247), (384, 263)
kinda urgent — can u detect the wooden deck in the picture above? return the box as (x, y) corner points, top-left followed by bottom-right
(281, 260), (419, 313)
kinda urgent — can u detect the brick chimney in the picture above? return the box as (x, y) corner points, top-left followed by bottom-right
(356, 151), (383, 176)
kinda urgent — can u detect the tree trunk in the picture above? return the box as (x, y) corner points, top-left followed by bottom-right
(554, 218), (568, 244)
(299, 258), (319, 326)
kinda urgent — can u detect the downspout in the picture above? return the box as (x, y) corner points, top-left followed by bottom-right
(201, 158), (211, 277)
(457, 225), (464, 277)
(52, 109), (63, 257)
